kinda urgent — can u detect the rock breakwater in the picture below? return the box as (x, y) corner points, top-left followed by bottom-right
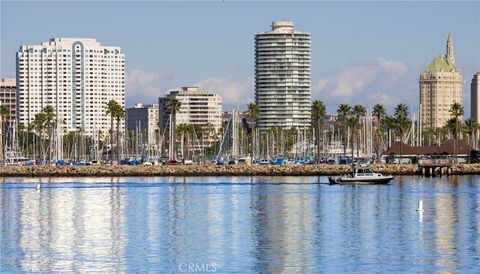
(0, 164), (479, 177)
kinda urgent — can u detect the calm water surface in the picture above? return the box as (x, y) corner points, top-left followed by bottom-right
(1, 176), (480, 273)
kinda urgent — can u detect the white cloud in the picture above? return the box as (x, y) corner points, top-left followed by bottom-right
(195, 76), (254, 108)
(313, 58), (411, 110)
(125, 69), (180, 107)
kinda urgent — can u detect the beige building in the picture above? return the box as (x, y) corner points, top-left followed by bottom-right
(158, 87), (222, 131)
(471, 73), (480, 122)
(419, 33), (463, 130)
(0, 78), (17, 123)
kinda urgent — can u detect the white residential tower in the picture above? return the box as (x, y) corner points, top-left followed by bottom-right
(16, 38), (125, 135)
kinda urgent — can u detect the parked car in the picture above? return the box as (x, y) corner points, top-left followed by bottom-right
(166, 160), (180, 165)
(326, 158), (337, 165)
(259, 159), (270, 165)
(142, 161), (153, 166)
(183, 159), (193, 165)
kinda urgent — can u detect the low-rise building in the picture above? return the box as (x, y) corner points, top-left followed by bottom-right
(126, 103), (159, 146)
(158, 87), (222, 131)
(0, 78), (17, 124)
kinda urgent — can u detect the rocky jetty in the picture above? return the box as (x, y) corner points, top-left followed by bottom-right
(0, 164), (479, 177)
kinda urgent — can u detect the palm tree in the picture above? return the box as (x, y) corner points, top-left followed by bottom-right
(337, 104), (351, 158)
(0, 105), (10, 164)
(464, 118), (479, 149)
(114, 104), (125, 162)
(106, 100), (119, 162)
(33, 111), (47, 162)
(449, 102), (464, 162)
(311, 100), (326, 163)
(352, 105), (367, 158)
(372, 104), (386, 160)
(247, 102), (259, 159)
(177, 123), (190, 159)
(393, 103), (410, 163)
(42, 105), (56, 162)
(168, 98), (182, 160)
(372, 104), (386, 125)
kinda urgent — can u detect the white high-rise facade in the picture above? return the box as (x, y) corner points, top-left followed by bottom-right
(255, 21), (311, 130)
(16, 38), (125, 135)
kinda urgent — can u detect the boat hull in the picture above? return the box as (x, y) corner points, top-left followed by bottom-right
(329, 175), (393, 185)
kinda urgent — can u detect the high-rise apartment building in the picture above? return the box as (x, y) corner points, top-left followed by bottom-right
(0, 78), (17, 123)
(255, 21), (311, 130)
(158, 87), (222, 131)
(419, 33), (463, 130)
(471, 73), (480, 122)
(16, 38), (125, 135)
(126, 103), (159, 146)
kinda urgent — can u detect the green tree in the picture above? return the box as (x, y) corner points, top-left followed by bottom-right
(372, 104), (386, 160)
(337, 104), (351, 158)
(168, 98), (182, 160)
(352, 105), (367, 158)
(311, 100), (326, 163)
(393, 103), (410, 163)
(247, 102), (259, 159)
(106, 100), (120, 162)
(0, 105), (10, 163)
(464, 118), (479, 148)
(449, 102), (464, 162)
(115, 104), (125, 162)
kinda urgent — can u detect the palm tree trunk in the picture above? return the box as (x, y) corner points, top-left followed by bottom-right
(343, 124), (347, 158)
(110, 114), (114, 163)
(116, 118), (120, 163)
(351, 127), (354, 164)
(317, 119), (321, 163)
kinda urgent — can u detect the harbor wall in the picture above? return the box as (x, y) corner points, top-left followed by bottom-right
(0, 164), (479, 177)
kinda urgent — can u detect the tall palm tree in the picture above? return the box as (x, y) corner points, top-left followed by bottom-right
(168, 98), (182, 160)
(311, 100), (326, 163)
(372, 104), (386, 160)
(33, 111), (47, 162)
(106, 100), (119, 162)
(372, 104), (386, 128)
(43, 105), (56, 162)
(247, 102), (259, 159)
(337, 104), (351, 158)
(449, 102), (464, 162)
(464, 118), (479, 149)
(114, 104), (125, 162)
(0, 105), (10, 164)
(352, 105), (367, 158)
(177, 123), (190, 159)
(393, 103), (410, 163)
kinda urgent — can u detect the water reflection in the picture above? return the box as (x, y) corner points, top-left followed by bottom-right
(1, 176), (480, 272)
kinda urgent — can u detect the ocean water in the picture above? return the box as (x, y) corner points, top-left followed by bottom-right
(1, 176), (479, 273)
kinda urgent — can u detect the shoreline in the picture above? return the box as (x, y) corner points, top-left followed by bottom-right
(0, 164), (479, 177)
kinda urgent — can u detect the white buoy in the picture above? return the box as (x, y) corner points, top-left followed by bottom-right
(36, 184), (41, 190)
(416, 200), (424, 212)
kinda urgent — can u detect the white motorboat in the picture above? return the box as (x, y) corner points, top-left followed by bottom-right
(329, 165), (393, 185)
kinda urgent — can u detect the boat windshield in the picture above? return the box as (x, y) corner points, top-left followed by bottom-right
(356, 168), (373, 174)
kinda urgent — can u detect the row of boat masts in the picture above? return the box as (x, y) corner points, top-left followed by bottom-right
(0, 106), (432, 165)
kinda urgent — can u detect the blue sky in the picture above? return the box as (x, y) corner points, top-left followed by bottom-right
(1, 1), (479, 115)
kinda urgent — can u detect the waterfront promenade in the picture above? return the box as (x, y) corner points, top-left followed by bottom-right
(1, 163), (480, 177)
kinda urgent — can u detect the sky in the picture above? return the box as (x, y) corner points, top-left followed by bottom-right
(1, 1), (479, 116)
